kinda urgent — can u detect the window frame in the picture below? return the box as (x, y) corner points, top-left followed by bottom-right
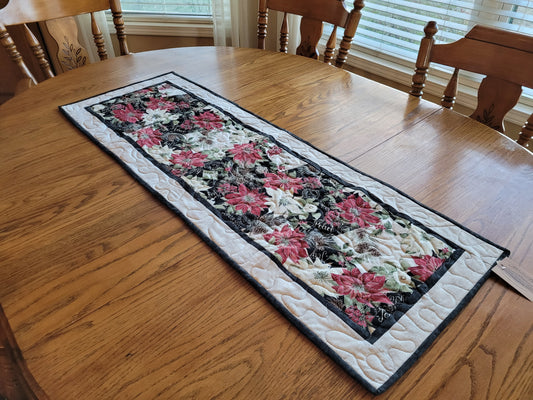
(108, 11), (213, 37)
(332, 0), (533, 127)
(107, 1), (213, 38)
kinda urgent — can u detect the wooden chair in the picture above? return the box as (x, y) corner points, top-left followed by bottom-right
(410, 21), (533, 147)
(257, 0), (365, 69)
(0, 0), (129, 94)
(0, 304), (49, 400)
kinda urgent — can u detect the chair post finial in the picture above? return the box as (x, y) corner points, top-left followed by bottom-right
(257, 0), (268, 50)
(410, 21), (438, 97)
(335, 0), (365, 68)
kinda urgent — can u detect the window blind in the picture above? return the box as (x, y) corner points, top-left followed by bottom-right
(351, 0), (533, 61)
(120, 0), (211, 15)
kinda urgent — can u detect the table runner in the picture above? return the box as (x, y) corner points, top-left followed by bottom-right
(60, 72), (509, 394)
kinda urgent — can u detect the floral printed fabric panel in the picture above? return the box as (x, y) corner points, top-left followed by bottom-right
(88, 81), (459, 341)
(60, 73), (508, 394)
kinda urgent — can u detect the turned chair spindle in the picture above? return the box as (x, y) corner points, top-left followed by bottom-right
(410, 21), (533, 148)
(0, 0), (130, 94)
(257, 0), (365, 69)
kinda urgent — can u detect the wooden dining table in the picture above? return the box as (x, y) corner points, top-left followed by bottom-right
(0, 46), (531, 400)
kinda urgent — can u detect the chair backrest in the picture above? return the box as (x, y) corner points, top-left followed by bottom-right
(410, 21), (533, 148)
(0, 0), (129, 93)
(257, 0), (365, 69)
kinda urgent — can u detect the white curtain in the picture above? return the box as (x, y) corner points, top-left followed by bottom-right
(76, 11), (115, 63)
(211, 0), (301, 53)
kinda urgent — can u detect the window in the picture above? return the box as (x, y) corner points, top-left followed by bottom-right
(339, 0), (533, 125)
(114, 0), (213, 37)
(121, 0), (211, 15)
(354, 0), (533, 62)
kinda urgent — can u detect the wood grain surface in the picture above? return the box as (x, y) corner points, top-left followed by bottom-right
(0, 47), (531, 399)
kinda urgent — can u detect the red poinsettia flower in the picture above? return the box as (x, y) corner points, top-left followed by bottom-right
(180, 119), (194, 131)
(346, 306), (375, 328)
(146, 97), (176, 111)
(331, 268), (392, 307)
(325, 210), (341, 227)
(217, 182), (237, 194)
(193, 111), (223, 130)
(263, 225), (309, 263)
(409, 255), (445, 281)
(335, 194), (381, 228)
(135, 127), (162, 147)
(171, 150), (208, 169)
(267, 145), (283, 156)
(176, 101), (190, 109)
(228, 142), (263, 166)
(303, 176), (322, 189)
(113, 103), (144, 123)
(263, 171), (303, 193)
(225, 184), (267, 216)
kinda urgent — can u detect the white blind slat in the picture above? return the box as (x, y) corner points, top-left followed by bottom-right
(121, 0), (211, 15)
(349, 0), (533, 62)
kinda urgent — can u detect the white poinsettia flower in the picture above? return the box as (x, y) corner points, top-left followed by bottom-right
(182, 176), (210, 192)
(286, 258), (337, 296)
(91, 104), (106, 112)
(183, 129), (237, 152)
(400, 235), (420, 255)
(302, 203), (318, 213)
(142, 108), (173, 124)
(225, 123), (262, 141)
(334, 229), (367, 252)
(427, 235), (449, 253)
(265, 187), (305, 217)
(390, 269), (415, 289)
(202, 170), (218, 182)
(147, 144), (174, 165)
(268, 151), (306, 170)
(158, 86), (187, 97)
(400, 228), (437, 255)
(210, 129), (245, 148)
(244, 131), (264, 142)
(288, 257), (330, 270)
(182, 130), (205, 142)
(222, 128), (263, 147)
(181, 131), (211, 150)
(205, 147), (226, 160)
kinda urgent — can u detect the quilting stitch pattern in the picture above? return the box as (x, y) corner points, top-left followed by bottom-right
(86, 81), (463, 342)
(60, 73), (508, 393)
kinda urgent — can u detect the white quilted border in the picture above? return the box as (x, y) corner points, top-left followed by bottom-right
(60, 73), (506, 392)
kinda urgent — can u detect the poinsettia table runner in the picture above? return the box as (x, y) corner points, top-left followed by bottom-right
(60, 73), (508, 394)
